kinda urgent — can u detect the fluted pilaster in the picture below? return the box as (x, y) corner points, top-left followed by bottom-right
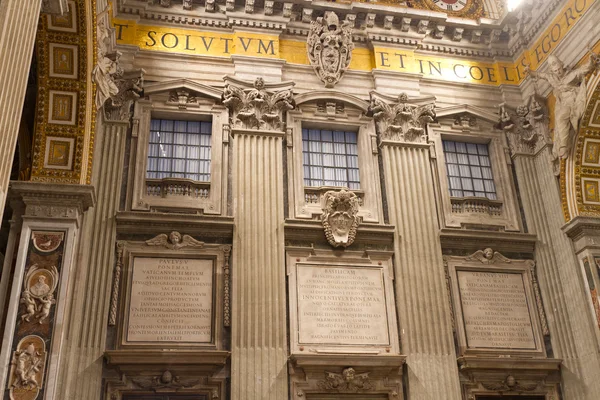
(231, 130), (287, 400)
(0, 0), (42, 218)
(513, 148), (600, 399)
(381, 143), (462, 399)
(55, 119), (128, 400)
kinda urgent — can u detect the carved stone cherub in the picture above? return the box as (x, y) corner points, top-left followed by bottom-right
(20, 291), (36, 322)
(318, 367), (373, 392)
(465, 248), (512, 264)
(145, 231), (204, 250)
(525, 53), (599, 159)
(11, 343), (42, 390)
(36, 294), (56, 324)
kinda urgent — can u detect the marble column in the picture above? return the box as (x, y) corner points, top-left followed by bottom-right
(380, 140), (462, 400)
(512, 147), (600, 398)
(0, 0), (43, 220)
(230, 128), (288, 400)
(54, 118), (129, 400)
(505, 101), (600, 398)
(0, 182), (95, 398)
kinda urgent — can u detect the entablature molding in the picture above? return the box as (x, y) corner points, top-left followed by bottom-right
(440, 228), (537, 255)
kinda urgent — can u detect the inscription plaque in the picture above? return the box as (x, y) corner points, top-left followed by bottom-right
(296, 265), (389, 346)
(457, 271), (536, 350)
(127, 257), (214, 343)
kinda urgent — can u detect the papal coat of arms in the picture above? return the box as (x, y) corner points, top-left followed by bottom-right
(307, 11), (354, 88)
(322, 189), (360, 248)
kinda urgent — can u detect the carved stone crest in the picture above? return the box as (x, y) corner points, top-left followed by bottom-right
(8, 336), (47, 400)
(307, 11), (354, 88)
(322, 189), (360, 248)
(317, 368), (373, 392)
(20, 264), (59, 324)
(222, 77), (295, 131)
(131, 370), (200, 391)
(145, 231), (204, 250)
(482, 375), (539, 392)
(370, 93), (436, 143)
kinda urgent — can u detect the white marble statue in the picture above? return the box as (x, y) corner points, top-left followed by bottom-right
(525, 53), (599, 159)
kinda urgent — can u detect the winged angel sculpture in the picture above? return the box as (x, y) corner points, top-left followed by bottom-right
(131, 370), (200, 391)
(482, 375), (538, 392)
(370, 93), (436, 143)
(145, 231), (204, 250)
(222, 77), (294, 131)
(318, 367), (373, 392)
(307, 11), (354, 88)
(465, 248), (511, 264)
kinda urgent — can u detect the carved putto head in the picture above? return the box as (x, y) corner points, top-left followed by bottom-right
(547, 55), (565, 77)
(307, 11), (354, 88)
(322, 189), (360, 248)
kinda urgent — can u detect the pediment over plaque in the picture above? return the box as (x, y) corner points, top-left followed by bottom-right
(443, 249), (549, 358)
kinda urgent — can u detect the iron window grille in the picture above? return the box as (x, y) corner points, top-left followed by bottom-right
(302, 128), (360, 190)
(443, 140), (497, 200)
(147, 119), (212, 182)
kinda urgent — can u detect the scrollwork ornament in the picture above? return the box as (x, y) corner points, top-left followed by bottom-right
(322, 189), (360, 248)
(370, 93), (436, 143)
(307, 12), (354, 88)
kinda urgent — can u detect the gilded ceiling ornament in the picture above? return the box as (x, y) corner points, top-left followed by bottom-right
(322, 189), (360, 248)
(20, 264), (59, 324)
(8, 336), (47, 400)
(317, 368), (373, 392)
(419, 0), (484, 19)
(307, 11), (354, 88)
(465, 248), (511, 264)
(145, 231), (205, 250)
(525, 53), (599, 160)
(222, 77), (295, 131)
(370, 93), (436, 143)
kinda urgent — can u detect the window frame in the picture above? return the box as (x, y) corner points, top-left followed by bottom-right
(129, 88), (228, 215)
(286, 95), (383, 223)
(430, 114), (521, 231)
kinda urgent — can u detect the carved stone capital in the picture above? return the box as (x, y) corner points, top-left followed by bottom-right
(501, 96), (551, 158)
(9, 182), (96, 222)
(222, 77), (295, 132)
(307, 11), (354, 88)
(370, 92), (436, 144)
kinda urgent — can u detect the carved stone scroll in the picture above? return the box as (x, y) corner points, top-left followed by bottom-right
(222, 77), (295, 132)
(370, 92), (436, 143)
(321, 189), (360, 248)
(307, 11), (354, 88)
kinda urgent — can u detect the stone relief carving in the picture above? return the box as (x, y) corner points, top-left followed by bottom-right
(145, 231), (205, 250)
(93, 6), (144, 121)
(168, 89), (198, 109)
(482, 375), (538, 392)
(370, 93), (436, 143)
(20, 265), (59, 324)
(500, 96), (551, 158)
(222, 77), (295, 131)
(317, 368), (373, 392)
(222, 245), (232, 327)
(465, 248), (512, 264)
(131, 370), (200, 391)
(525, 53), (599, 160)
(8, 336), (46, 400)
(31, 231), (64, 253)
(109, 241), (126, 326)
(307, 11), (354, 88)
(322, 189), (360, 248)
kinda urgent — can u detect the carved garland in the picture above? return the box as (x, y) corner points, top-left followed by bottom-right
(222, 245), (232, 327)
(109, 241), (125, 326)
